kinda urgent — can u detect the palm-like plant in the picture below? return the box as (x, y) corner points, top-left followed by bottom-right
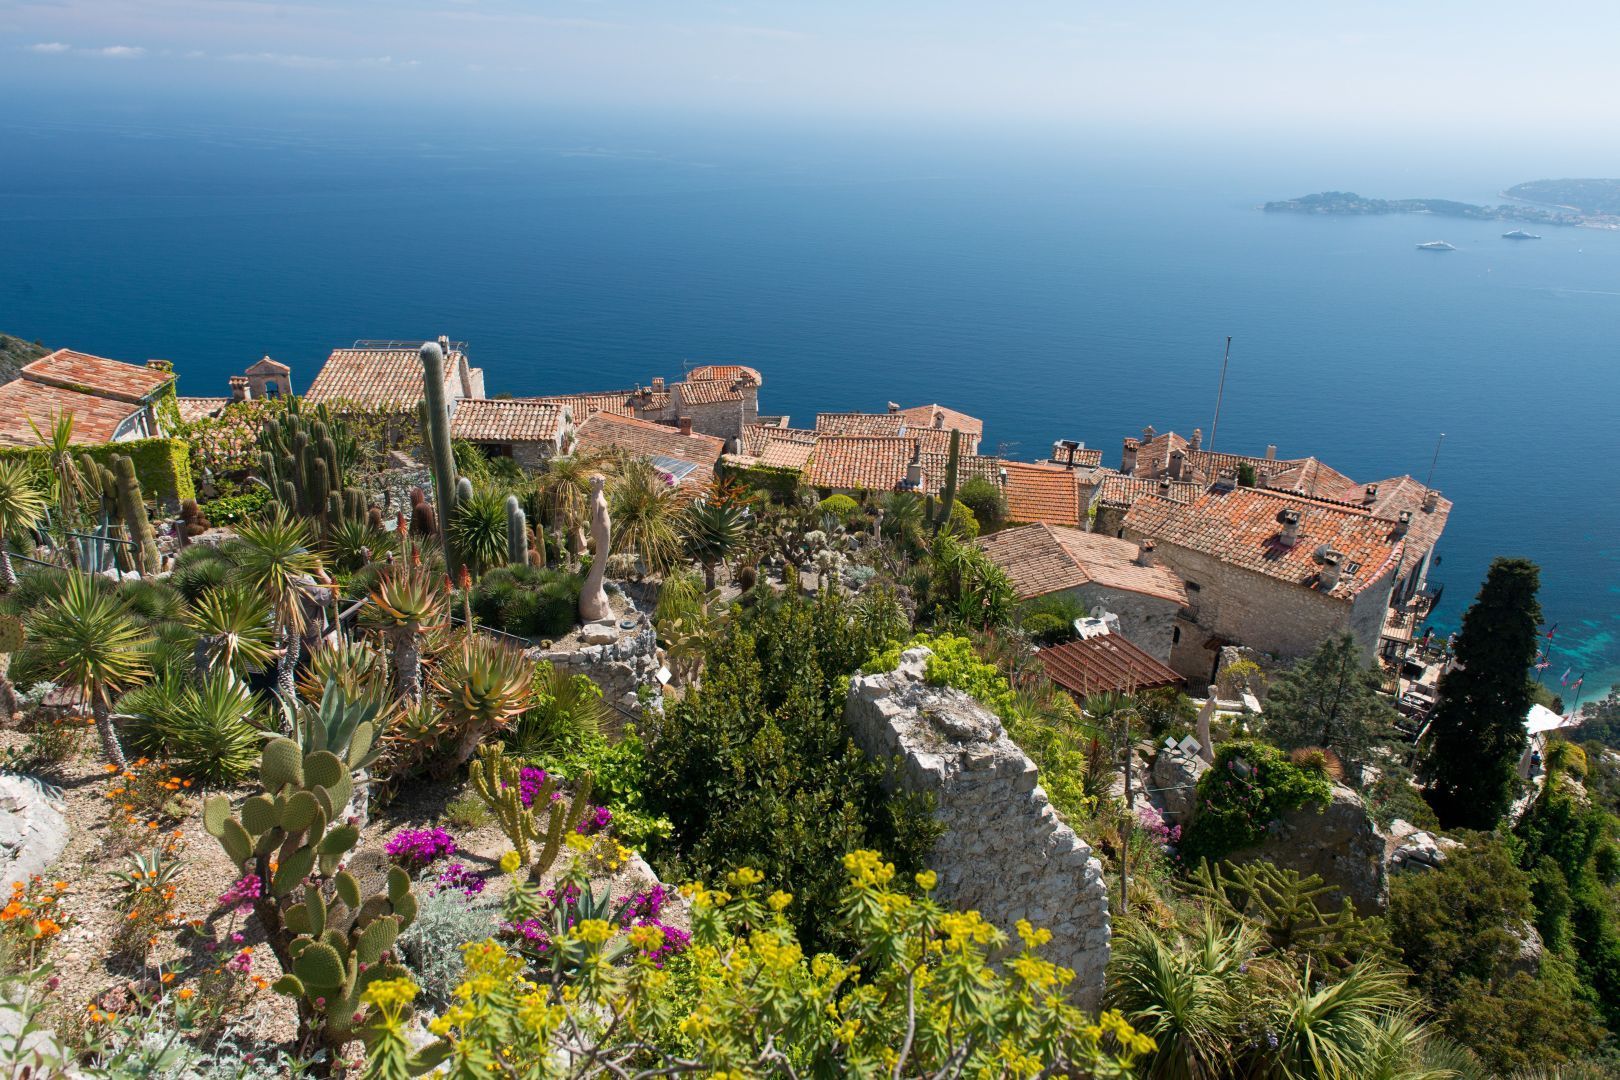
(230, 507), (324, 704)
(181, 585), (278, 682)
(0, 459), (48, 591)
(609, 458), (681, 575)
(534, 451), (615, 557)
(1108, 917), (1255, 1080)
(26, 411), (83, 566)
(506, 662), (604, 760)
(368, 567), (448, 702)
(1265, 961), (1411, 1079)
(448, 488), (511, 578)
(117, 669), (262, 785)
(682, 498), (748, 589)
(26, 573), (152, 766)
(434, 633), (533, 772)
(324, 518), (394, 574)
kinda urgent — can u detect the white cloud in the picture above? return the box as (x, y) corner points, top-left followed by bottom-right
(25, 41), (145, 58)
(95, 45), (145, 57)
(27, 42), (72, 53)
(222, 51), (337, 69)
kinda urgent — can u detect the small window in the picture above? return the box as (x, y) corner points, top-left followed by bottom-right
(1172, 626), (1181, 644)
(1185, 581), (1202, 592)
(264, 381), (280, 399)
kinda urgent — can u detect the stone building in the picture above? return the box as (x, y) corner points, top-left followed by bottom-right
(1089, 472), (1201, 537)
(573, 412), (725, 495)
(670, 365), (761, 442)
(1122, 485), (1406, 684)
(977, 523), (1189, 662)
(0, 349), (176, 446)
(449, 399), (576, 468)
(305, 337), (485, 410)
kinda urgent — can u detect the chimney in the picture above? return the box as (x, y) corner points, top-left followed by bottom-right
(1395, 509), (1413, 537)
(904, 445), (922, 489)
(933, 413), (944, 429)
(229, 376), (251, 402)
(145, 359), (172, 372)
(886, 401), (900, 414)
(1363, 483), (1379, 505)
(437, 334), (451, 357)
(1122, 437), (1139, 474)
(1135, 539), (1156, 567)
(1212, 469), (1237, 493)
(1276, 508), (1302, 547)
(1319, 549), (1344, 591)
(1142, 425), (1157, 442)
(1169, 448), (1187, 481)
(998, 466), (1008, 488)
(678, 417), (693, 436)
(1423, 488), (1440, 512)
(652, 376), (665, 393)
(1190, 427), (1203, 451)
(1264, 444), (1278, 460)
(1158, 478), (1172, 497)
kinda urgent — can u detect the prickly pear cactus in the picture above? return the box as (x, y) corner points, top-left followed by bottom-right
(0, 615), (24, 655)
(468, 743), (592, 879)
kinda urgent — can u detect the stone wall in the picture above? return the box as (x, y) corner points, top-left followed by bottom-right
(527, 592), (663, 718)
(1069, 584), (1181, 663)
(845, 647), (1110, 1008)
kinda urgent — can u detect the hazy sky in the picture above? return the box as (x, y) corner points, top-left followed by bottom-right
(4, 1), (1619, 138)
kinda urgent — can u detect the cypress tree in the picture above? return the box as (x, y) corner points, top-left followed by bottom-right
(1419, 557), (1542, 828)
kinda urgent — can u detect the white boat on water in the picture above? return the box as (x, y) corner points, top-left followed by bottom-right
(1416, 240), (1456, 251)
(1502, 229), (1542, 240)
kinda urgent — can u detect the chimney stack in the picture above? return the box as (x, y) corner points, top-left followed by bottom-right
(1319, 549), (1344, 591)
(1190, 427), (1203, 451)
(678, 417), (693, 436)
(1142, 425), (1157, 442)
(904, 444), (922, 490)
(1135, 539), (1156, 567)
(887, 402), (900, 414)
(1264, 444), (1278, 461)
(1395, 509), (1412, 537)
(1276, 508), (1302, 547)
(1423, 488), (1440, 512)
(1363, 483), (1379, 505)
(1122, 438), (1139, 474)
(1158, 478), (1172, 496)
(229, 376), (251, 402)
(1213, 469), (1237, 493)
(1169, 448), (1188, 481)
(652, 376), (665, 393)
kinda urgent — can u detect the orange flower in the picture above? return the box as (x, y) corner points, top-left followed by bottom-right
(161, 972), (175, 984)
(177, 988), (195, 1001)
(103, 764), (120, 774)
(52, 882), (66, 892)
(32, 918), (59, 938)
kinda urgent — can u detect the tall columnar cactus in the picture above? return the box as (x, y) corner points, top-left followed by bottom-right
(257, 401), (358, 520)
(112, 455), (161, 575)
(505, 495), (528, 567)
(468, 744), (592, 880)
(934, 429), (961, 531)
(311, 458), (331, 530)
(418, 342), (460, 574)
(202, 730), (418, 1064)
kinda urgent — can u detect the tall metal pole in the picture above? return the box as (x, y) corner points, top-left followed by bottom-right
(1209, 336), (1232, 452)
(1424, 432), (1446, 488)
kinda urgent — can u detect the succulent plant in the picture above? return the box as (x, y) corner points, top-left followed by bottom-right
(435, 635), (534, 770)
(467, 743), (592, 880)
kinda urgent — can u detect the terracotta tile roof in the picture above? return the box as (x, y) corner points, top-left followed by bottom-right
(176, 397), (230, 423)
(1048, 446), (1105, 469)
(1131, 431), (1189, 477)
(1364, 475), (1452, 557)
(1185, 448), (1298, 485)
(740, 424), (817, 455)
(893, 403), (983, 437)
(686, 364), (761, 386)
(23, 349), (172, 403)
(0, 380), (145, 446)
(807, 435), (916, 491)
(531, 389), (667, 419)
(816, 412), (906, 437)
(450, 399), (567, 443)
(1095, 473), (1201, 508)
(245, 356), (290, 375)
(1122, 487), (1405, 601)
(917, 451), (1001, 494)
(1263, 458), (1361, 502)
(1000, 462), (1084, 527)
(978, 524), (1189, 605)
(756, 440), (815, 470)
(907, 427), (961, 455)
(306, 346), (462, 408)
(677, 379), (748, 406)
(1039, 635), (1183, 696)
(574, 413), (723, 489)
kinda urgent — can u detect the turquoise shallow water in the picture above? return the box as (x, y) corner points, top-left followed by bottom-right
(2, 106), (1617, 699)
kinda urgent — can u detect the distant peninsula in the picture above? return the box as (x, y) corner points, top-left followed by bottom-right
(1264, 179), (1620, 229)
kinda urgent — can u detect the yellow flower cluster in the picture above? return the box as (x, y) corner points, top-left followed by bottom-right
(841, 849), (896, 888)
(361, 977), (418, 1013)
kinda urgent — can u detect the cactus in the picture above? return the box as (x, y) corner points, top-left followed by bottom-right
(505, 495), (528, 567)
(410, 497), (437, 540)
(366, 505), (384, 532)
(112, 455), (161, 575)
(202, 716), (417, 1061)
(934, 429), (961, 531)
(255, 400), (359, 522)
(176, 499), (209, 545)
(418, 344), (461, 576)
(467, 743), (592, 880)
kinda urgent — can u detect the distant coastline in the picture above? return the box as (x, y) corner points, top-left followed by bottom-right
(1264, 179), (1620, 230)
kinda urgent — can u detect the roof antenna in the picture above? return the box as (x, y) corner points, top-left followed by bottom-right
(1209, 336), (1232, 453)
(1424, 432), (1446, 488)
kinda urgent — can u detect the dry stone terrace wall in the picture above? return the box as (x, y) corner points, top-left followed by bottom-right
(845, 647), (1110, 1008)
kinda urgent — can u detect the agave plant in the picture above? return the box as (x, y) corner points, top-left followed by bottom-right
(182, 584), (277, 682)
(0, 458), (49, 591)
(681, 498), (748, 589)
(271, 677), (388, 827)
(368, 566), (448, 702)
(434, 634), (533, 773)
(324, 518), (394, 574)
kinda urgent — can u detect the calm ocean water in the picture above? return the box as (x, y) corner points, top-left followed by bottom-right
(2, 105), (1617, 698)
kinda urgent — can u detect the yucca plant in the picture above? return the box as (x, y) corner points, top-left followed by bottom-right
(448, 488), (511, 578)
(609, 458), (682, 574)
(434, 634), (533, 773)
(0, 458), (49, 592)
(505, 662), (604, 760)
(182, 584), (277, 682)
(1108, 917), (1253, 1080)
(25, 412), (84, 567)
(1263, 961), (1411, 1079)
(231, 507), (325, 704)
(26, 573), (152, 767)
(368, 567), (448, 702)
(682, 498), (748, 589)
(324, 518), (394, 574)
(534, 451), (616, 558)
(118, 669), (263, 785)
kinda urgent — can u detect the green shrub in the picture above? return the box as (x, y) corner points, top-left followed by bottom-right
(199, 488), (269, 525)
(468, 564), (582, 639)
(1020, 611), (1071, 644)
(0, 437), (194, 505)
(1179, 740), (1332, 867)
(817, 493), (859, 519)
(957, 477), (1006, 532)
(943, 498), (979, 539)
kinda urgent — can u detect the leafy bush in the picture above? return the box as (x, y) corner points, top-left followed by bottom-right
(115, 671), (263, 785)
(816, 493), (859, 520)
(957, 476), (1006, 532)
(505, 663), (604, 761)
(468, 564), (582, 639)
(1021, 611), (1072, 645)
(943, 498), (979, 538)
(1179, 740), (1332, 867)
(199, 488), (268, 525)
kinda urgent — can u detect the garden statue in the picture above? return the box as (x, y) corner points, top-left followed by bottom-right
(579, 474), (611, 622)
(1196, 687), (1217, 763)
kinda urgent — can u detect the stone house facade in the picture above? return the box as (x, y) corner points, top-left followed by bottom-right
(449, 399), (576, 469)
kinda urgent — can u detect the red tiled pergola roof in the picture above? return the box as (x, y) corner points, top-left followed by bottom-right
(1039, 635), (1183, 697)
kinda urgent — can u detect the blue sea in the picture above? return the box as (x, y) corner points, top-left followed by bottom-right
(2, 102), (1617, 699)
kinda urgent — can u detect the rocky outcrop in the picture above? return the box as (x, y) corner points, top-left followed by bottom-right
(1151, 747), (1208, 825)
(1384, 818), (1459, 874)
(845, 647), (1110, 1009)
(0, 775), (68, 893)
(1226, 782), (1387, 913)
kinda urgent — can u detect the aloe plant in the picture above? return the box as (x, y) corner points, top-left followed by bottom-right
(367, 566), (447, 702)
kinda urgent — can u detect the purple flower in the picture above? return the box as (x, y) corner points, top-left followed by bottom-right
(434, 862), (486, 898)
(574, 805), (613, 835)
(386, 828), (457, 869)
(514, 767), (549, 809)
(217, 873), (263, 915)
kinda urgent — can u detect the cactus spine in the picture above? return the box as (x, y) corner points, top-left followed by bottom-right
(112, 455), (160, 575)
(505, 495), (528, 567)
(418, 341), (460, 574)
(468, 743), (592, 880)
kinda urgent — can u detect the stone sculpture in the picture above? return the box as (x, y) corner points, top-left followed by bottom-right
(579, 474), (611, 622)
